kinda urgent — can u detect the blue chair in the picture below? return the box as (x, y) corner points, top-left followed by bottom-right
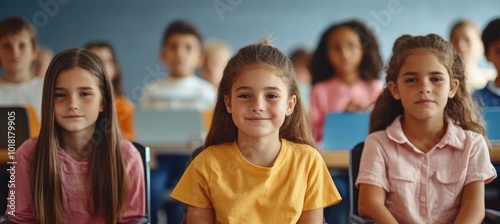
(323, 112), (370, 150)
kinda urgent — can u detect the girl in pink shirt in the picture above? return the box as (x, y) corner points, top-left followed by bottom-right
(310, 19), (384, 143)
(357, 34), (497, 223)
(309, 19), (384, 224)
(5, 48), (145, 224)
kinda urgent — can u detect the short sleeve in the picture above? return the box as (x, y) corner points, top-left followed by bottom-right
(170, 152), (213, 209)
(465, 134), (497, 185)
(303, 150), (341, 211)
(356, 134), (390, 192)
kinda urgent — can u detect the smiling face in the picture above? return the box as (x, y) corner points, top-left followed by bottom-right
(54, 67), (103, 136)
(224, 66), (296, 140)
(388, 49), (459, 122)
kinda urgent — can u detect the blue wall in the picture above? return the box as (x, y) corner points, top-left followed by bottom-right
(1, 0), (499, 104)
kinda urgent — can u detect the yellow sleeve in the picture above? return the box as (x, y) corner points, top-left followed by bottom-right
(170, 152), (213, 208)
(303, 150), (342, 210)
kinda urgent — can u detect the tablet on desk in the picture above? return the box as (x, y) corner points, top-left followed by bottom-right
(135, 109), (205, 153)
(322, 112), (370, 150)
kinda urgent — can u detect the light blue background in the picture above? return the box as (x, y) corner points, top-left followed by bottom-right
(1, 0), (499, 104)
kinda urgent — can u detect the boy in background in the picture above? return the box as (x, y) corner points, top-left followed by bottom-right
(140, 20), (216, 224)
(0, 17), (43, 118)
(475, 18), (500, 106)
(141, 20), (216, 110)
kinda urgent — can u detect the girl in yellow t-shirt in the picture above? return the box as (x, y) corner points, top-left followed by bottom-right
(171, 39), (341, 224)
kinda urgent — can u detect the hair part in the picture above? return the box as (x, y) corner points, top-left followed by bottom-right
(83, 41), (125, 96)
(32, 48), (128, 224)
(482, 18), (500, 54)
(0, 16), (37, 50)
(204, 39), (315, 148)
(370, 34), (487, 142)
(310, 19), (383, 85)
(161, 20), (203, 47)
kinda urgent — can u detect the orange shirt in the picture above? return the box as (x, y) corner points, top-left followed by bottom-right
(115, 95), (135, 140)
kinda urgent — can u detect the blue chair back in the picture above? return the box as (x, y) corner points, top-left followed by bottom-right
(323, 112), (370, 150)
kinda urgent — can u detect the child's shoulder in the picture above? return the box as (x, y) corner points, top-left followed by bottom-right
(15, 138), (39, 161)
(283, 139), (319, 157)
(119, 140), (141, 159)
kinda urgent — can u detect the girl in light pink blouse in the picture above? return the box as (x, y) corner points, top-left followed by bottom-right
(309, 19), (384, 143)
(356, 34), (497, 223)
(5, 48), (145, 224)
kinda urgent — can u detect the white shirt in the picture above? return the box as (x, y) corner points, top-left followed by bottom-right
(0, 77), (44, 118)
(140, 75), (216, 110)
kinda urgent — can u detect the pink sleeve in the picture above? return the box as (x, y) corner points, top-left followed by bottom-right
(310, 84), (327, 143)
(465, 134), (497, 185)
(5, 139), (38, 223)
(356, 134), (390, 192)
(118, 141), (146, 224)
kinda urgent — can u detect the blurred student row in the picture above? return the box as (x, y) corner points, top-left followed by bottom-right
(1, 15), (500, 223)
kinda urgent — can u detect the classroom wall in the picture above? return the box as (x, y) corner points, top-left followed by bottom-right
(1, 0), (499, 104)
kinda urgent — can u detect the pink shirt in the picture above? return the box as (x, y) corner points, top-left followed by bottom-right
(356, 116), (497, 223)
(310, 77), (383, 142)
(6, 139), (145, 224)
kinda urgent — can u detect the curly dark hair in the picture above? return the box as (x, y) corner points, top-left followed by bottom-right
(310, 19), (383, 85)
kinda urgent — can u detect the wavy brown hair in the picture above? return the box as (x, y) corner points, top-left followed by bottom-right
(204, 39), (315, 148)
(32, 48), (128, 224)
(310, 19), (383, 85)
(370, 34), (486, 138)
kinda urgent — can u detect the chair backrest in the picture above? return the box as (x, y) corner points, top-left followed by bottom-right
(323, 112), (370, 150)
(0, 106), (40, 164)
(484, 107), (500, 142)
(349, 142), (365, 216)
(132, 142), (151, 223)
(135, 109), (206, 148)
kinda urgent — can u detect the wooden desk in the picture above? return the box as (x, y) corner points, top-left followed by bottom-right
(321, 144), (500, 169)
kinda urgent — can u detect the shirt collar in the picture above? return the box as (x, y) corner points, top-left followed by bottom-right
(386, 116), (465, 150)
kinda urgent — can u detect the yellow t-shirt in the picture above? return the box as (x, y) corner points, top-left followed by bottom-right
(171, 139), (341, 223)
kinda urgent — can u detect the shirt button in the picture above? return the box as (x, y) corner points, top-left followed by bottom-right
(420, 196), (426, 202)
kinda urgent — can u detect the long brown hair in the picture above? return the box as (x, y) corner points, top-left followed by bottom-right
(32, 48), (128, 224)
(370, 34), (486, 137)
(204, 39), (315, 148)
